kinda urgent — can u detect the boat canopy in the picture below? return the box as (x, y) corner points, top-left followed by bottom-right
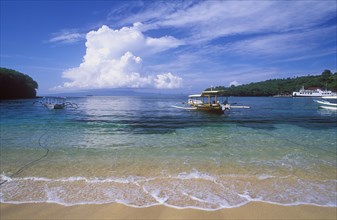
(201, 90), (226, 97)
(188, 94), (202, 98)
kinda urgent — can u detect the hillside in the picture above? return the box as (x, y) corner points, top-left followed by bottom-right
(0, 67), (39, 99)
(208, 70), (337, 96)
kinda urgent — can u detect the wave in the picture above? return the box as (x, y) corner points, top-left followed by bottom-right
(1, 172), (336, 210)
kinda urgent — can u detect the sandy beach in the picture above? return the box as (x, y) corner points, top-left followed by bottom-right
(1, 202), (336, 220)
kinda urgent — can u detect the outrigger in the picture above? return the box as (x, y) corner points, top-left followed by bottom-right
(173, 90), (250, 114)
(33, 97), (78, 110)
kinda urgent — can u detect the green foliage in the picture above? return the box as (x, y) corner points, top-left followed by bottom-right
(0, 67), (38, 99)
(207, 69), (337, 96)
(321, 69), (333, 84)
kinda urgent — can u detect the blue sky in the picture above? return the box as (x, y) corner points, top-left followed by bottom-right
(1, 0), (336, 95)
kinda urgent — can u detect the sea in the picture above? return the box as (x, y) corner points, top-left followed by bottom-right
(0, 95), (336, 210)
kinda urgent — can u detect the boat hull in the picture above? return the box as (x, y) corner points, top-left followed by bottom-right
(43, 103), (65, 110)
(314, 100), (337, 106)
(196, 105), (224, 114)
(197, 109), (224, 114)
(320, 106), (337, 111)
(292, 93), (336, 97)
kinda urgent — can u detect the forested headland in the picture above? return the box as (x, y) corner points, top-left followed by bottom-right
(0, 67), (38, 99)
(207, 70), (337, 96)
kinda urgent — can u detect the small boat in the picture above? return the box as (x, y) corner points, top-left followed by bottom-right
(42, 97), (66, 109)
(188, 90), (227, 114)
(314, 99), (337, 106)
(173, 90), (250, 114)
(33, 97), (78, 110)
(320, 106), (337, 111)
(292, 86), (336, 97)
(314, 96), (337, 111)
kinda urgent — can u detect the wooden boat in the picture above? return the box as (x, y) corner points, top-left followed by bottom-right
(172, 90), (250, 114)
(188, 90), (227, 114)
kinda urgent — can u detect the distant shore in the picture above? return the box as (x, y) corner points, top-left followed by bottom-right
(1, 202), (336, 219)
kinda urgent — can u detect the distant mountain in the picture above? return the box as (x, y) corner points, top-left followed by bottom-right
(0, 67), (38, 99)
(207, 69), (337, 96)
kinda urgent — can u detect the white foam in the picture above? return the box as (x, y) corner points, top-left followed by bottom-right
(22, 176), (54, 182)
(176, 170), (216, 181)
(0, 174), (12, 182)
(150, 189), (169, 204)
(186, 194), (209, 203)
(257, 174), (275, 180)
(5, 176), (146, 184)
(1, 174), (336, 210)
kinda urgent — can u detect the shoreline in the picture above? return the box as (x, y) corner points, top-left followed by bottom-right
(1, 202), (336, 219)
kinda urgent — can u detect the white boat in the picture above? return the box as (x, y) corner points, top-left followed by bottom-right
(320, 106), (337, 111)
(314, 99), (337, 106)
(314, 96), (337, 111)
(292, 86), (336, 97)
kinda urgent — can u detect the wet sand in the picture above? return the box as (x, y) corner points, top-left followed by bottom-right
(1, 202), (336, 219)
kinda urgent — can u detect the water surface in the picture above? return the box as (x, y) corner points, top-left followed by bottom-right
(1, 96), (336, 210)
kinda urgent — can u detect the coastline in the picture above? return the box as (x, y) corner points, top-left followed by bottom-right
(1, 202), (336, 220)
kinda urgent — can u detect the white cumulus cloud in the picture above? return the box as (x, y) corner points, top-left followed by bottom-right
(154, 72), (183, 89)
(57, 24), (183, 90)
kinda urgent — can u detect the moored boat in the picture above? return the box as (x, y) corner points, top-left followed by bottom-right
(314, 95), (337, 111)
(33, 97), (78, 110)
(319, 105), (337, 111)
(314, 99), (337, 106)
(292, 86), (336, 97)
(190, 90), (227, 114)
(172, 90), (250, 114)
(42, 97), (66, 109)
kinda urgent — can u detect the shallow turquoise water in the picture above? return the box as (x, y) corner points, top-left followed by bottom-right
(0, 96), (336, 209)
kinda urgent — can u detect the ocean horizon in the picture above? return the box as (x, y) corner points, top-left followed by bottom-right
(0, 96), (336, 210)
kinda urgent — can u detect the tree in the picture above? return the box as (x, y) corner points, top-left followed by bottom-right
(205, 69), (337, 96)
(321, 69), (332, 84)
(0, 67), (38, 99)
(331, 72), (337, 90)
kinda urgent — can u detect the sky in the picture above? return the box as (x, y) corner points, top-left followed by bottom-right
(1, 0), (336, 95)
